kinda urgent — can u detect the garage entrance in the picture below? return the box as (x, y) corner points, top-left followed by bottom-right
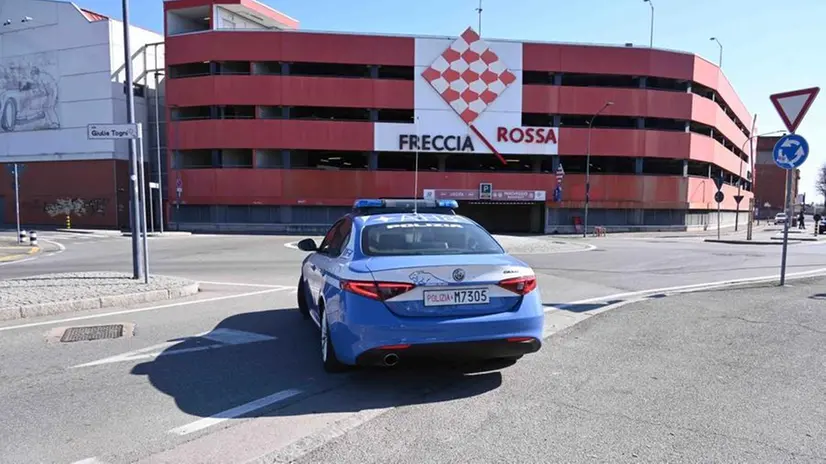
(457, 201), (545, 234)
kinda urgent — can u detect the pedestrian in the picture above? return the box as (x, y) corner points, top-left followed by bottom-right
(798, 211), (805, 230)
(814, 212), (822, 236)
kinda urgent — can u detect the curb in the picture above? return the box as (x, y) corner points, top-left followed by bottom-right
(55, 228), (123, 235)
(703, 238), (796, 245)
(0, 282), (200, 322)
(121, 231), (193, 237)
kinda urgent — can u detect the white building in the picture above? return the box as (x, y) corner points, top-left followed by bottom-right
(0, 0), (166, 229)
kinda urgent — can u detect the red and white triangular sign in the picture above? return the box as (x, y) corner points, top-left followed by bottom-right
(769, 87), (820, 133)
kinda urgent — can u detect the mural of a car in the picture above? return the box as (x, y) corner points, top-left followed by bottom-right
(0, 81), (49, 132)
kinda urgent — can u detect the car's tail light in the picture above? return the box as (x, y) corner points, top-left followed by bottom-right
(342, 280), (415, 301)
(497, 276), (537, 295)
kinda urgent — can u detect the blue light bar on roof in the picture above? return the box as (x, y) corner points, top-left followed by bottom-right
(352, 198), (458, 210)
(353, 199), (384, 208)
(436, 199), (459, 208)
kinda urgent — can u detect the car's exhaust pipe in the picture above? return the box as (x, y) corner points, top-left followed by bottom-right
(383, 353), (400, 367)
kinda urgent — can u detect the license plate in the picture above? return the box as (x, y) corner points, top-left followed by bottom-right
(423, 288), (489, 307)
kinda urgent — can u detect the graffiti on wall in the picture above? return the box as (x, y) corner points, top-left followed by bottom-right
(43, 198), (108, 217)
(0, 51), (60, 132)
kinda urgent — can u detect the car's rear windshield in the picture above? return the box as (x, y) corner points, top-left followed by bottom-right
(361, 221), (505, 256)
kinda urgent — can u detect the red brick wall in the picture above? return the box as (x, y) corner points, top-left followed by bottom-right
(0, 160), (129, 228)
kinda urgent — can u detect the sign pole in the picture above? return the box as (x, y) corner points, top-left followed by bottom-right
(137, 127), (150, 283)
(779, 168), (793, 285)
(769, 87), (819, 286)
(717, 201), (721, 240)
(13, 163), (21, 244)
(121, 0), (143, 281)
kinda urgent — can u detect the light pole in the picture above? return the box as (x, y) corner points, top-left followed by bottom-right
(642, 0), (654, 48)
(709, 37), (723, 69)
(736, 129), (786, 232)
(583, 101), (613, 238)
(121, 0), (147, 282)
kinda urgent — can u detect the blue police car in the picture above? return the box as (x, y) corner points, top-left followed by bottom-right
(296, 199), (545, 372)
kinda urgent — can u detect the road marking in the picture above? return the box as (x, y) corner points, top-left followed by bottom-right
(70, 328), (277, 368)
(71, 458), (108, 464)
(0, 239), (64, 267)
(285, 241), (300, 249)
(0, 286), (294, 333)
(169, 388), (303, 436)
(543, 266), (826, 313)
(197, 280), (287, 288)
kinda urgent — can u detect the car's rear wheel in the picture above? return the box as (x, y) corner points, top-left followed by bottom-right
(297, 278), (309, 319)
(320, 306), (347, 373)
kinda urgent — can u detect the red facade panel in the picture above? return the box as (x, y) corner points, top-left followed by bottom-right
(173, 120), (373, 151)
(166, 31), (413, 66)
(173, 169), (695, 208)
(687, 177), (753, 210)
(167, 75), (413, 109)
(691, 57), (752, 130)
(690, 93), (748, 150)
(523, 44), (695, 81)
(522, 85), (693, 120)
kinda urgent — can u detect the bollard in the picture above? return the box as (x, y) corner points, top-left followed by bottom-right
(65, 215), (71, 229)
(18, 230), (27, 244)
(29, 230), (37, 247)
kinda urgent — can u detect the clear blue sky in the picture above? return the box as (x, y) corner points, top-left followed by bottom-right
(82, 0), (826, 201)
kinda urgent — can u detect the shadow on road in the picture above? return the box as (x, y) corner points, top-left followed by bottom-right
(130, 308), (503, 421)
(811, 293), (826, 300)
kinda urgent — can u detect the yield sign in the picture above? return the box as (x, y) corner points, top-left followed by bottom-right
(769, 87), (820, 133)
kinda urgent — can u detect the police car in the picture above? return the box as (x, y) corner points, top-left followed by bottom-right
(295, 199), (544, 372)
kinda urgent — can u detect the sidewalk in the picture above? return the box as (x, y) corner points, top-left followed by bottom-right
(0, 271), (199, 322)
(704, 223), (825, 245)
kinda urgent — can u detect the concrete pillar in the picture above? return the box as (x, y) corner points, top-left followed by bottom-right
(282, 106), (291, 119)
(686, 82), (692, 93)
(552, 115), (561, 127)
(682, 160), (688, 177)
(438, 154), (447, 171)
(281, 62), (290, 75)
(551, 155), (560, 173)
(280, 205), (292, 224)
(281, 149), (291, 169)
(368, 151), (378, 170)
(532, 157), (542, 173)
(684, 121), (690, 132)
(211, 149), (221, 168)
(369, 65), (379, 79)
(635, 158), (644, 174)
(638, 76), (647, 88)
(552, 74), (562, 85)
(637, 118), (645, 129)
(369, 109), (378, 122)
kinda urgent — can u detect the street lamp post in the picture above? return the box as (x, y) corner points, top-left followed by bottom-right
(709, 37), (723, 68)
(583, 101), (614, 238)
(739, 129), (786, 237)
(642, 0), (654, 48)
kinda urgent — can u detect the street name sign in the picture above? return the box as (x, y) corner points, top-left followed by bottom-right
(87, 123), (141, 140)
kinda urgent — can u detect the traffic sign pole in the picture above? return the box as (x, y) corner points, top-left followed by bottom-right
(13, 163), (21, 245)
(717, 201), (721, 240)
(769, 87), (819, 286)
(779, 168), (793, 285)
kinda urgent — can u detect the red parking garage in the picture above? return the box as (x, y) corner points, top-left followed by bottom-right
(163, 0), (755, 234)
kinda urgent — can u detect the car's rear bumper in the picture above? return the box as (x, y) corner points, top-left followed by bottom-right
(327, 290), (545, 365)
(355, 337), (541, 366)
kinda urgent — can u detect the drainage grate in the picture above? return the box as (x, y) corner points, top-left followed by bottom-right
(61, 324), (124, 342)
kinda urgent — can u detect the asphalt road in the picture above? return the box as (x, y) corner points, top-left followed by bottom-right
(0, 229), (824, 463)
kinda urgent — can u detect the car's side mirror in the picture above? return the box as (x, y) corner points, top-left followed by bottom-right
(297, 238), (318, 252)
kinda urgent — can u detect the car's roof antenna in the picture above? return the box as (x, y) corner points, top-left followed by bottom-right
(413, 115), (420, 215)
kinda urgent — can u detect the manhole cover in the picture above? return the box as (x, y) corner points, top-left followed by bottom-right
(61, 324), (124, 342)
